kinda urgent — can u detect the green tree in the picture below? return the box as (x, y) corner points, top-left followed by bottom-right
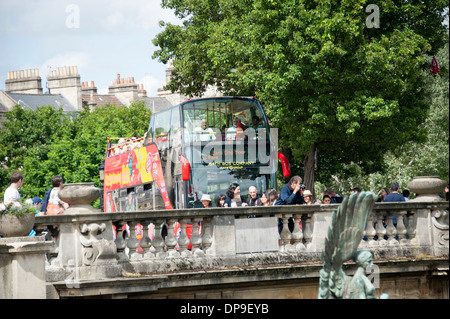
(315, 36), (449, 198)
(1, 101), (151, 199)
(0, 105), (72, 194)
(153, 0), (448, 194)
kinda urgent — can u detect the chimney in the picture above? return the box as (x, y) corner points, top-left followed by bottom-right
(87, 93), (97, 111)
(81, 80), (98, 95)
(165, 59), (174, 86)
(108, 73), (138, 106)
(47, 65), (82, 109)
(5, 68), (43, 94)
(137, 83), (147, 98)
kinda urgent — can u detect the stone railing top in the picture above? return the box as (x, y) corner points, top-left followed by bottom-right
(34, 200), (448, 224)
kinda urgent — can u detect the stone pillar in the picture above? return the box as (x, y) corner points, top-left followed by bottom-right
(307, 210), (333, 252)
(407, 176), (449, 256)
(208, 215), (236, 256)
(0, 237), (53, 299)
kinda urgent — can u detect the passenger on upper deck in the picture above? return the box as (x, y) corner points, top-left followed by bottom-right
(226, 116), (248, 141)
(251, 115), (263, 131)
(194, 120), (216, 142)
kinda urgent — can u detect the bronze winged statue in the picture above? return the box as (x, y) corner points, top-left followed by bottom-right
(318, 191), (388, 299)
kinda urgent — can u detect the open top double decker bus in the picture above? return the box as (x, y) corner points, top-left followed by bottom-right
(103, 96), (290, 212)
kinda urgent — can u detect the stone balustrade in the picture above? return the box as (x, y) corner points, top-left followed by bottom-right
(32, 200), (448, 285)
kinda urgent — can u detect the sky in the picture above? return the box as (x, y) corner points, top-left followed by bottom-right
(0, 0), (182, 96)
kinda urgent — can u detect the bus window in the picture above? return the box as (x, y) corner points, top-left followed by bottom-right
(143, 116), (154, 146)
(170, 107), (181, 148)
(154, 109), (172, 150)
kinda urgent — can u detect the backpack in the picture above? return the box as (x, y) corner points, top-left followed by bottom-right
(41, 188), (53, 214)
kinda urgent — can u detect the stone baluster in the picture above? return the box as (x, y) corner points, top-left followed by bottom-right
(396, 211), (408, 245)
(375, 211), (387, 246)
(152, 220), (166, 258)
(165, 219), (179, 257)
(139, 220), (153, 258)
(178, 219), (191, 256)
(114, 221), (128, 261)
(201, 217), (213, 254)
(406, 212), (417, 244)
(190, 218), (204, 256)
(291, 214), (305, 251)
(301, 214), (313, 249)
(385, 211), (398, 245)
(279, 215), (292, 252)
(365, 211), (377, 247)
(127, 221), (141, 260)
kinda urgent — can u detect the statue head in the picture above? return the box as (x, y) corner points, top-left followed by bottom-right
(352, 250), (373, 269)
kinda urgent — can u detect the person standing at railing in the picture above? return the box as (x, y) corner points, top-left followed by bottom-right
(216, 194), (227, 207)
(384, 182), (406, 202)
(322, 195), (331, 204)
(274, 177), (304, 234)
(303, 190), (321, 205)
(265, 188), (279, 206)
(402, 189), (411, 201)
(201, 194), (212, 208)
(224, 183), (246, 207)
(383, 181), (406, 227)
(3, 171), (23, 203)
(46, 176), (69, 215)
(324, 188), (343, 204)
(377, 187), (390, 202)
(246, 186), (262, 206)
(274, 176), (305, 206)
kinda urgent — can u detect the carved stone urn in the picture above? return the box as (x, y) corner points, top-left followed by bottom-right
(59, 182), (101, 214)
(407, 176), (447, 202)
(0, 213), (35, 237)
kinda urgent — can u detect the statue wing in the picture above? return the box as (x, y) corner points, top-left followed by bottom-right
(319, 191), (377, 298)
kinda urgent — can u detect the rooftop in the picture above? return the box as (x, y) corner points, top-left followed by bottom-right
(6, 92), (78, 112)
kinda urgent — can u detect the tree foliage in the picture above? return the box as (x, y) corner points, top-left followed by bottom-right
(316, 37), (449, 198)
(0, 101), (151, 199)
(153, 0), (448, 193)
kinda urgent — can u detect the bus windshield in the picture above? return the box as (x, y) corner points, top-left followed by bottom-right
(182, 97), (268, 143)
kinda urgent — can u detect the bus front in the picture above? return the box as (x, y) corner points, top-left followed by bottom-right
(181, 97), (279, 208)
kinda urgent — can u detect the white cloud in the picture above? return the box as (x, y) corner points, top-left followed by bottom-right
(139, 75), (164, 96)
(101, 11), (124, 29)
(0, 1), (176, 96)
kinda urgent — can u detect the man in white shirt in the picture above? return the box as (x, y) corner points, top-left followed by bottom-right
(194, 120), (216, 142)
(226, 116), (241, 140)
(3, 171), (24, 203)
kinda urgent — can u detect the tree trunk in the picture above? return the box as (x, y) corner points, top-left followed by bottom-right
(303, 145), (315, 198)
